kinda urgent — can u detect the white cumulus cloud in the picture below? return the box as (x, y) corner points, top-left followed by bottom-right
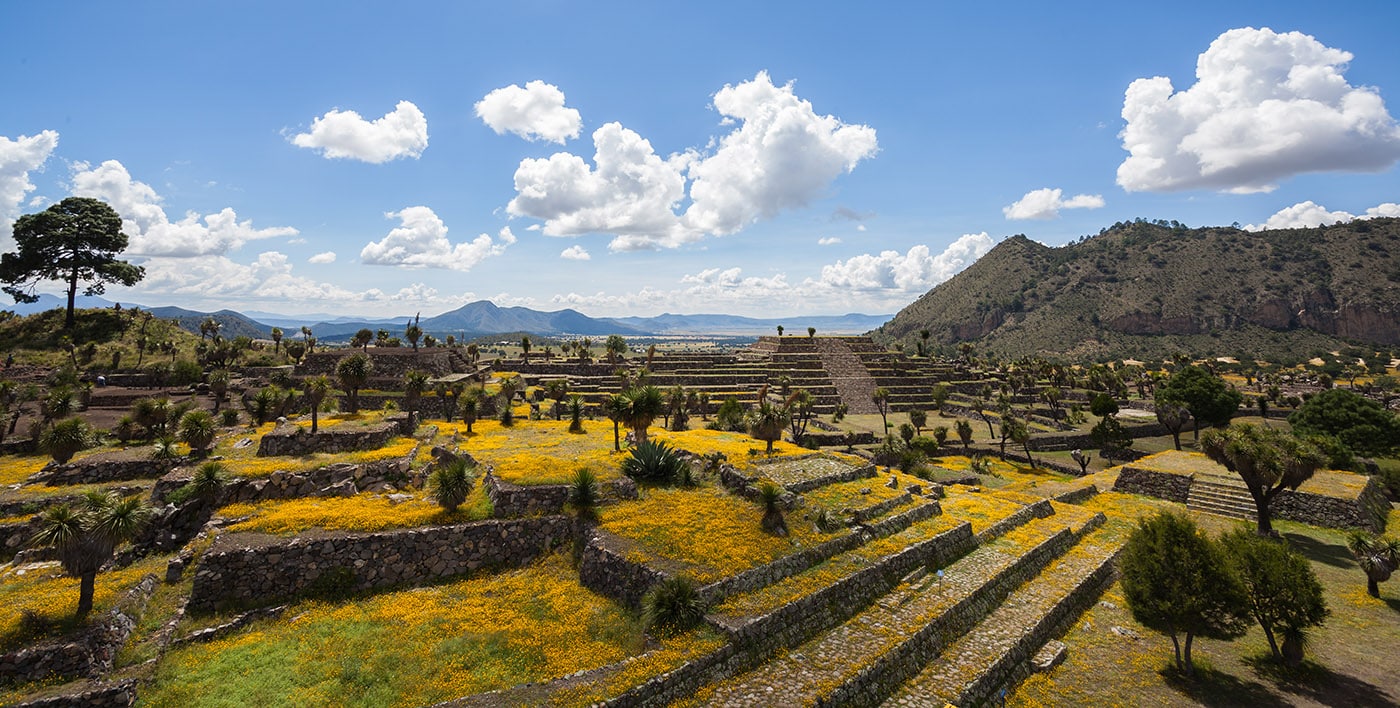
(810, 233), (995, 292)
(70, 160), (298, 256)
(1245, 200), (1400, 230)
(818, 237), (842, 245)
(475, 81), (582, 144)
(291, 100), (428, 163)
(308, 251), (336, 264)
(360, 207), (514, 271)
(0, 130), (59, 232)
(1003, 188), (1105, 220)
(1118, 27), (1400, 193)
(507, 71), (877, 251)
(560, 245), (591, 261)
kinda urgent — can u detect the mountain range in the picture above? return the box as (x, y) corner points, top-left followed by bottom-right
(2, 293), (889, 341)
(873, 217), (1400, 362)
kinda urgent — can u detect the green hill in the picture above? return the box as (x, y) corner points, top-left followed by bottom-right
(874, 218), (1400, 362)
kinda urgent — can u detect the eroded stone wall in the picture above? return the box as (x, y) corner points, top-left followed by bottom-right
(254, 413), (415, 456)
(1113, 466), (1192, 503)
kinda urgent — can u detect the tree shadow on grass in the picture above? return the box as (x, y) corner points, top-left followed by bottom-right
(1160, 664), (1290, 708)
(1282, 531), (1355, 569)
(1244, 654), (1399, 708)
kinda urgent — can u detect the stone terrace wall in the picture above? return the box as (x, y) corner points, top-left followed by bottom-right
(154, 458), (416, 506)
(1113, 466), (1192, 503)
(188, 516), (574, 612)
(483, 474), (638, 518)
(1275, 477), (1389, 531)
(28, 457), (173, 487)
(0, 574), (156, 685)
(255, 413), (416, 456)
(15, 679), (137, 707)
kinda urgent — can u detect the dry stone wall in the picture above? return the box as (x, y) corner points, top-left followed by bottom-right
(254, 413), (416, 456)
(14, 679), (137, 707)
(1113, 466), (1192, 503)
(484, 474), (638, 518)
(0, 575), (156, 685)
(28, 458), (172, 487)
(1114, 466), (1387, 530)
(187, 516), (574, 612)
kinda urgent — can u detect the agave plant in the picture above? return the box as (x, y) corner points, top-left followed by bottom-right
(188, 461), (229, 504)
(757, 481), (788, 536)
(428, 458), (475, 513)
(178, 409), (217, 457)
(566, 394), (586, 434)
(641, 576), (705, 636)
(621, 439), (688, 485)
(1348, 531), (1400, 598)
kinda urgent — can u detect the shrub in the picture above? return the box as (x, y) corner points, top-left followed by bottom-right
(568, 467), (600, 523)
(428, 459), (475, 513)
(219, 408), (240, 427)
(641, 576), (705, 637)
(498, 405), (514, 427)
(41, 417), (91, 464)
(621, 439), (688, 485)
(178, 409), (217, 457)
(758, 481), (788, 536)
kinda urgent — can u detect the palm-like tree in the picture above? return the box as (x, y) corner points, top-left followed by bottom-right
(187, 461), (228, 505)
(300, 326), (314, 354)
(351, 328), (373, 352)
(458, 391), (479, 433)
(1348, 531), (1400, 598)
(520, 336), (531, 364)
(568, 467), (600, 523)
(335, 353), (373, 413)
(758, 481), (788, 536)
(403, 370), (429, 415)
(405, 319), (423, 352)
(270, 327), (283, 357)
(303, 375), (332, 433)
(605, 393), (629, 452)
(623, 386), (664, 446)
(747, 399), (789, 455)
(30, 492), (151, 619)
(208, 369), (230, 412)
(872, 387), (891, 437)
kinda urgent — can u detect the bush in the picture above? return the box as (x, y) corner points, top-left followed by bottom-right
(568, 467), (600, 522)
(621, 439), (688, 485)
(428, 459), (475, 513)
(219, 408), (240, 427)
(641, 576), (705, 636)
(41, 417), (91, 464)
(171, 359), (203, 387)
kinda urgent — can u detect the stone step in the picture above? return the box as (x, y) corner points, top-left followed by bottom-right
(1187, 498), (1255, 519)
(1188, 487), (1253, 505)
(882, 521), (1120, 708)
(695, 512), (1085, 706)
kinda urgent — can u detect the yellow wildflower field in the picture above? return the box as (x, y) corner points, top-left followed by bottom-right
(438, 419), (623, 485)
(0, 456), (49, 487)
(601, 484), (824, 583)
(144, 554), (667, 708)
(0, 557), (165, 649)
(220, 487), (491, 535)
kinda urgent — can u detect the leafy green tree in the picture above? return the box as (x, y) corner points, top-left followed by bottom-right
(1347, 531), (1400, 598)
(713, 396), (747, 432)
(29, 491), (151, 619)
(0, 198), (145, 329)
(1159, 365), (1243, 440)
(604, 334), (627, 365)
(1201, 423), (1326, 536)
(1089, 392), (1119, 419)
(351, 328), (373, 351)
(930, 384), (949, 416)
(1288, 388), (1400, 459)
(955, 418), (973, 452)
(335, 353), (374, 413)
(1119, 512), (1249, 677)
(1154, 392), (1193, 451)
(1221, 530), (1328, 665)
(303, 375), (333, 433)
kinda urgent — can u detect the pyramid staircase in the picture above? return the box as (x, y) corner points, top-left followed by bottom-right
(1186, 473), (1256, 521)
(814, 337), (881, 414)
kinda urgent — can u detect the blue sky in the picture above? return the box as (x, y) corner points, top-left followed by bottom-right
(2, 1), (1398, 319)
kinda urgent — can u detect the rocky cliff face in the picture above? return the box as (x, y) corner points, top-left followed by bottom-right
(875, 218), (1400, 359)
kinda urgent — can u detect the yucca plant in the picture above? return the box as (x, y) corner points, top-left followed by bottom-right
(641, 576), (705, 637)
(41, 417), (91, 464)
(428, 458), (475, 513)
(178, 409), (217, 457)
(151, 434), (181, 461)
(621, 439), (688, 485)
(568, 467), (600, 523)
(188, 461), (228, 504)
(758, 481), (788, 536)
(1348, 531), (1400, 598)
(567, 394), (586, 434)
(30, 492), (151, 619)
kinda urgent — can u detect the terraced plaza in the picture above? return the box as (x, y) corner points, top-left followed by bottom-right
(0, 337), (1395, 707)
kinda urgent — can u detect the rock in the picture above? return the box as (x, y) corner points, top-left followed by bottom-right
(907, 484), (923, 496)
(387, 493), (415, 505)
(1099, 600), (1117, 610)
(318, 479), (357, 498)
(233, 437), (254, 449)
(1110, 625), (1141, 640)
(1031, 639), (1067, 672)
(885, 476), (898, 489)
(859, 488), (872, 495)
